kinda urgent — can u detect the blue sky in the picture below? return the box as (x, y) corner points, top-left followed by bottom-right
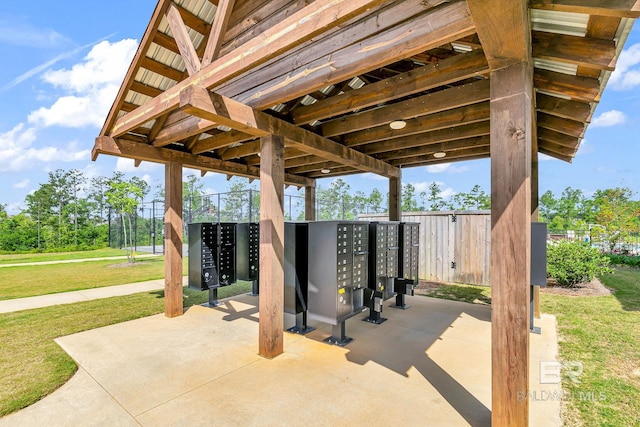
(1, 1), (640, 214)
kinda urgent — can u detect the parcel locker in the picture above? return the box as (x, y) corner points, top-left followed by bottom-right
(236, 222), (259, 281)
(307, 221), (368, 326)
(187, 222), (237, 292)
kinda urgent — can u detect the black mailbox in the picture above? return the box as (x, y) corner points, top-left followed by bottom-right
(188, 222), (237, 292)
(236, 222), (259, 281)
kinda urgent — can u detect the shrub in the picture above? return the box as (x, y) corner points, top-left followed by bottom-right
(606, 253), (640, 268)
(547, 240), (612, 287)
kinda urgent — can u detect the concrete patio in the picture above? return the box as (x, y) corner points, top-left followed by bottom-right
(0, 294), (561, 426)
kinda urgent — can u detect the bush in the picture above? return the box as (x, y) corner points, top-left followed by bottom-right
(606, 253), (640, 268)
(547, 240), (612, 287)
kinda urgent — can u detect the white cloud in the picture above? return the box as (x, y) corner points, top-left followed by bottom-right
(539, 153), (556, 162)
(576, 139), (594, 156)
(425, 164), (470, 174)
(361, 172), (387, 181)
(609, 43), (640, 90)
(13, 179), (30, 189)
(411, 180), (456, 199)
(0, 18), (69, 48)
(0, 124), (90, 172)
(27, 39), (138, 129)
(591, 110), (627, 127)
(115, 158), (161, 173)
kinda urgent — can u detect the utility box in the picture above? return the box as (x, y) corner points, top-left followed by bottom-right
(187, 222), (237, 291)
(531, 222), (547, 286)
(307, 221), (369, 325)
(368, 222), (400, 301)
(236, 222), (259, 281)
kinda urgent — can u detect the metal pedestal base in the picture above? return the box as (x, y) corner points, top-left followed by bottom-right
(323, 322), (352, 346)
(529, 285), (542, 334)
(247, 280), (259, 297)
(286, 312), (315, 335)
(389, 293), (410, 310)
(204, 288), (222, 307)
(363, 309), (387, 324)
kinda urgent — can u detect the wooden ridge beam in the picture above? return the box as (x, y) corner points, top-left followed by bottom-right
(110, 0), (387, 138)
(360, 121), (490, 156)
(291, 49), (489, 125)
(468, 0), (530, 70)
(166, 3), (202, 76)
(530, 0), (640, 18)
(92, 136), (314, 187)
(536, 93), (592, 122)
(343, 102), (490, 147)
(180, 86), (399, 177)
(532, 31), (616, 71)
(534, 69), (600, 102)
(537, 112), (585, 138)
(323, 79), (490, 138)
(236, 1), (476, 109)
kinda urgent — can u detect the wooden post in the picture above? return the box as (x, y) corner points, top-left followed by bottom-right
(164, 161), (183, 318)
(532, 137), (541, 319)
(490, 62), (532, 426)
(259, 134), (285, 358)
(389, 172), (402, 221)
(305, 185), (316, 221)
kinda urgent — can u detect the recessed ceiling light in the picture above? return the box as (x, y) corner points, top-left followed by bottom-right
(321, 168), (331, 174)
(389, 119), (407, 130)
(433, 151), (446, 159)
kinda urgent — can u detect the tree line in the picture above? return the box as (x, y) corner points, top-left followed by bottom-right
(1, 168), (638, 253)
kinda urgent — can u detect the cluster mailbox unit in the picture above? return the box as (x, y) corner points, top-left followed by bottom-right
(187, 222), (236, 306)
(236, 222), (260, 296)
(307, 221), (369, 346)
(187, 220), (420, 346)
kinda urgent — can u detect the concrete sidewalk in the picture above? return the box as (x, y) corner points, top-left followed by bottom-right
(0, 277), (186, 314)
(0, 294), (561, 426)
(0, 253), (161, 268)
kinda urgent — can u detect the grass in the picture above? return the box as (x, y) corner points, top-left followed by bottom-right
(540, 268), (640, 427)
(0, 282), (252, 417)
(0, 248), (130, 264)
(0, 257), (188, 300)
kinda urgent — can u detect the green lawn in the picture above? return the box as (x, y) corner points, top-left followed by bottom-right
(0, 257), (189, 300)
(0, 248), (130, 264)
(0, 282), (252, 417)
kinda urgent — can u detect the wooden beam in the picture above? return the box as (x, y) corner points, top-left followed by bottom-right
(305, 185), (316, 221)
(376, 135), (490, 161)
(92, 136), (314, 187)
(490, 62), (532, 427)
(259, 134), (285, 358)
(180, 86), (400, 178)
(539, 140), (578, 157)
(291, 49), (489, 125)
(389, 144), (491, 166)
(323, 79), (491, 138)
(538, 128), (580, 148)
(236, 1), (476, 109)
(389, 174), (401, 221)
(530, 0), (640, 18)
(537, 113), (585, 138)
(166, 3), (202, 76)
(536, 93), (592, 123)
(220, 140), (260, 160)
(153, 116), (218, 147)
(343, 102), (491, 147)
(539, 146), (573, 162)
(467, 0), (530, 70)
(361, 121), (491, 156)
(532, 31), (616, 71)
(192, 131), (256, 154)
(110, 0), (387, 137)
(164, 161), (183, 318)
(202, 0), (236, 66)
(391, 151), (490, 168)
(534, 69), (600, 102)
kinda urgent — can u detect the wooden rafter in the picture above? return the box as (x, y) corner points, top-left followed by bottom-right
(537, 113), (585, 138)
(202, 0), (236, 66)
(534, 69), (600, 102)
(92, 136), (314, 187)
(536, 93), (592, 123)
(532, 31), (616, 71)
(109, 0), (387, 138)
(179, 85), (400, 178)
(530, 0), (640, 18)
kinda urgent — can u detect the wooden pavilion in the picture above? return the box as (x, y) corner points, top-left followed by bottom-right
(92, 1), (640, 425)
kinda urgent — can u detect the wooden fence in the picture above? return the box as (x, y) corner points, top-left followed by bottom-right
(359, 211), (491, 286)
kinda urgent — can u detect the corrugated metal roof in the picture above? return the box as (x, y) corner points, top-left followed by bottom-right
(531, 9), (589, 37)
